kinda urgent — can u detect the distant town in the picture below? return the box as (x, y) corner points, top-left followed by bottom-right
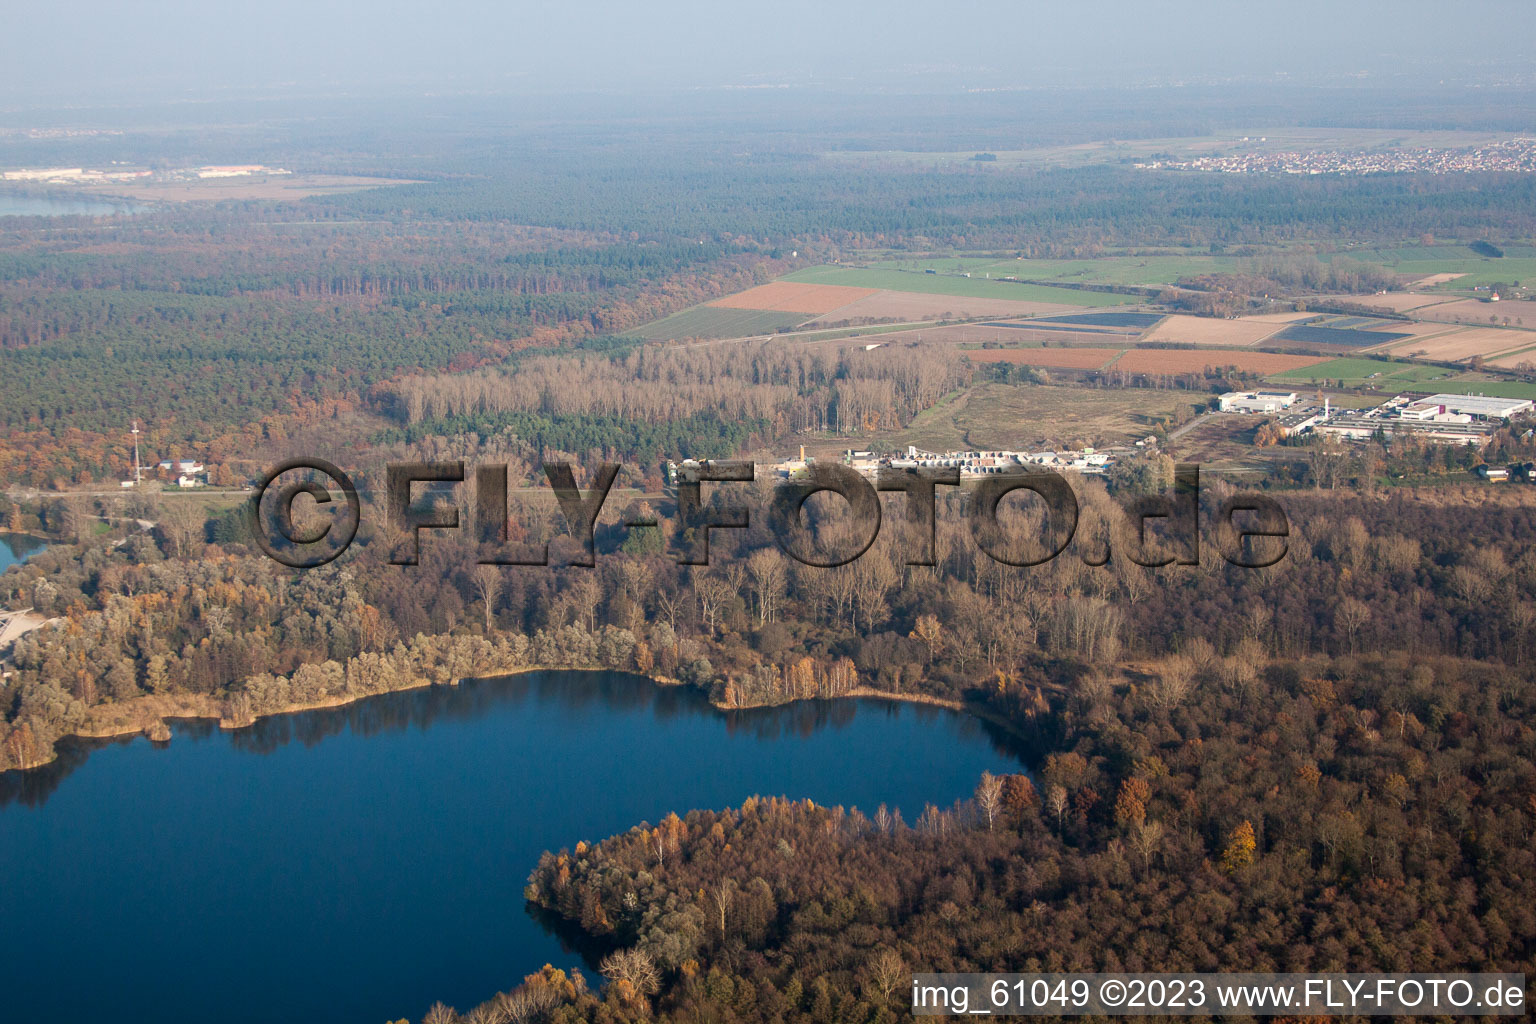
(1138, 137), (1536, 176)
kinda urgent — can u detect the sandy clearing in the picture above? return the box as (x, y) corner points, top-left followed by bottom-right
(1138, 315), (1280, 347)
(804, 289), (1080, 324)
(708, 282), (878, 314)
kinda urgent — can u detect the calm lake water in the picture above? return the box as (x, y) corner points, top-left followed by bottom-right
(0, 532), (48, 570)
(0, 670), (1026, 1024)
(0, 193), (142, 217)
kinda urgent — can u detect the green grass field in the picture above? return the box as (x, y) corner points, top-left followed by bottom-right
(1271, 358), (1460, 386)
(781, 265), (1134, 306)
(1270, 357), (1536, 397)
(1388, 379), (1536, 400)
(869, 254), (1238, 287)
(1353, 245), (1536, 291)
(621, 305), (809, 340)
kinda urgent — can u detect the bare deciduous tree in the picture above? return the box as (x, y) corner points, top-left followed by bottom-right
(975, 770), (1003, 831)
(600, 947), (661, 996)
(473, 565), (502, 634)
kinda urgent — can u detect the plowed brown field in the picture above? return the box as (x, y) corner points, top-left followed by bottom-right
(708, 282), (877, 314)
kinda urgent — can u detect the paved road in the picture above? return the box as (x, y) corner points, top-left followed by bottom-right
(1166, 412), (1213, 442)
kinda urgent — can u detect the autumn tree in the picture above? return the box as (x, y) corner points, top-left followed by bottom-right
(1221, 820), (1257, 873)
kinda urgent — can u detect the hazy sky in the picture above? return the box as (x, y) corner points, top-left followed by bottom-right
(6, 0), (1533, 104)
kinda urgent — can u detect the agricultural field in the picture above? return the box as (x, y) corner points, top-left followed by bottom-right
(1486, 342), (1536, 368)
(1388, 327), (1536, 363)
(1407, 274), (1467, 289)
(707, 282), (875, 314)
(1396, 379), (1536, 400)
(804, 290), (1077, 323)
(1271, 323), (1411, 348)
(1270, 357), (1471, 388)
(783, 265), (1134, 306)
(870, 253), (1238, 287)
(1419, 297), (1536, 324)
(1366, 320), (1466, 344)
(1035, 311), (1165, 329)
(620, 305), (808, 340)
(1242, 311), (1322, 324)
(1139, 315), (1283, 347)
(1112, 348), (1328, 374)
(1353, 245), (1536, 292)
(891, 383), (1190, 453)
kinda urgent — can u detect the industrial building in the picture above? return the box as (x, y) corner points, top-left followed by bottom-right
(1314, 414), (1493, 446)
(1218, 390), (1299, 413)
(1402, 394), (1533, 421)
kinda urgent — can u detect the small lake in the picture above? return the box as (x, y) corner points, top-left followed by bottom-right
(0, 670), (1027, 1024)
(0, 533), (48, 570)
(0, 193), (143, 217)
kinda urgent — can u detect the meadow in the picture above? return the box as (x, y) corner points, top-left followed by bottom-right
(1265, 358), (1536, 397)
(870, 253), (1238, 287)
(1269, 357), (1458, 387)
(620, 306), (808, 340)
(1354, 245), (1536, 291)
(782, 265), (1133, 305)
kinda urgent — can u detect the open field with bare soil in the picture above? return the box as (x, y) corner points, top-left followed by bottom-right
(1112, 348), (1329, 374)
(1387, 327), (1536, 363)
(1488, 351), (1536, 369)
(708, 281), (876, 314)
(804, 289), (1078, 324)
(1139, 315), (1281, 347)
(962, 347), (1123, 370)
(1419, 297), (1536, 325)
(1366, 320), (1466, 343)
(892, 383), (1190, 452)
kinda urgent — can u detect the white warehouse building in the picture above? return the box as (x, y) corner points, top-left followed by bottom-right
(1403, 394), (1533, 421)
(1218, 390), (1299, 414)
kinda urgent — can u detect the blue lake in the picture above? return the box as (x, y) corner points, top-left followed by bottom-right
(0, 533), (48, 570)
(0, 670), (1026, 1023)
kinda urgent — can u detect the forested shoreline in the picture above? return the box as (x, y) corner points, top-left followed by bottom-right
(7, 93), (1536, 1024)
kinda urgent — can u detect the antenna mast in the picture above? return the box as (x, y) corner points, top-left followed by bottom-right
(131, 420), (142, 485)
